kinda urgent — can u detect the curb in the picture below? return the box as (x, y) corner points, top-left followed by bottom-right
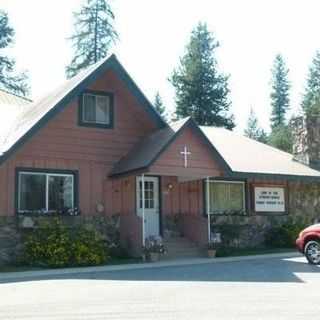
(0, 252), (301, 282)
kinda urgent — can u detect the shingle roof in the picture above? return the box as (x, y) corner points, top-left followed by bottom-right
(110, 118), (189, 176)
(0, 54), (166, 160)
(200, 126), (320, 179)
(0, 89), (31, 148)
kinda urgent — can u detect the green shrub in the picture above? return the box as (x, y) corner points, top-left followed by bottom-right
(24, 218), (109, 268)
(71, 228), (108, 266)
(265, 218), (308, 248)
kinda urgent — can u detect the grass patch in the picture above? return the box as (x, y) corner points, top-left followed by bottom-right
(216, 247), (297, 258)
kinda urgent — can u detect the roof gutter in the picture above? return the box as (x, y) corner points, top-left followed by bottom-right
(231, 171), (320, 182)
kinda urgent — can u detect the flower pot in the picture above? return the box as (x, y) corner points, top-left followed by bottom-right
(207, 249), (216, 258)
(148, 252), (160, 262)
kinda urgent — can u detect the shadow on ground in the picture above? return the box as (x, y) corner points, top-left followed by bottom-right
(0, 256), (319, 284)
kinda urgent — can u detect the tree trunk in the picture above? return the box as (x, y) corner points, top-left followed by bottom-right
(93, 2), (98, 63)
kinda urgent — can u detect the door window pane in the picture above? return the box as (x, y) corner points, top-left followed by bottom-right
(19, 173), (46, 212)
(138, 179), (156, 209)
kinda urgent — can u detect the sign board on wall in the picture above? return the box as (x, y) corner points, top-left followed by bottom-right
(254, 187), (285, 212)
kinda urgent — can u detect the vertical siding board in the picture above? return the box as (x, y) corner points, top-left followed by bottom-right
(0, 164), (8, 215)
(0, 68), (158, 216)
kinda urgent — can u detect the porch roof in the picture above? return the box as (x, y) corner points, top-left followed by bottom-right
(110, 118), (191, 177)
(110, 117), (320, 181)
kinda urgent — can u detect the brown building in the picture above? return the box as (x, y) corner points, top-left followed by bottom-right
(0, 55), (320, 261)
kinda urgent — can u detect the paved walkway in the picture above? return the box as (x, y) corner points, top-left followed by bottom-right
(0, 251), (298, 282)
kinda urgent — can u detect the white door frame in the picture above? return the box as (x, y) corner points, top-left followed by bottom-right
(136, 176), (160, 244)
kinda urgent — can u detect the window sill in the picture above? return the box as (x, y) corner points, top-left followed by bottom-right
(78, 121), (113, 129)
(17, 210), (80, 217)
(254, 211), (288, 216)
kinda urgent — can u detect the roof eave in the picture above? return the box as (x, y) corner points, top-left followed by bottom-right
(109, 166), (150, 179)
(230, 171), (320, 182)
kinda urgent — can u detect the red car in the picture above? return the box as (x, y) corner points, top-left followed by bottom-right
(296, 224), (320, 265)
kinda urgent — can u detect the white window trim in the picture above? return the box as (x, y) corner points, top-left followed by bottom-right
(18, 171), (74, 213)
(82, 93), (110, 125)
(207, 179), (246, 214)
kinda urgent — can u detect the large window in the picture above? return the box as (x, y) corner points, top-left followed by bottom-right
(206, 180), (246, 215)
(17, 170), (76, 214)
(80, 91), (113, 128)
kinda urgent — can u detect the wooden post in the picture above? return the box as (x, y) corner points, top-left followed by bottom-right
(206, 177), (211, 243)
(142, 174), (145, 246)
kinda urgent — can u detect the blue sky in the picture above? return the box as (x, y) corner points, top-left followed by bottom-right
(2, 0), (319, 132)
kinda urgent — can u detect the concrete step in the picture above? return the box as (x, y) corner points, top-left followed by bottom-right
(162, 236), (203, 260)
(162, 250), (204, 260)
(165, 243), (199, 250)
(163, 237), (195, 245)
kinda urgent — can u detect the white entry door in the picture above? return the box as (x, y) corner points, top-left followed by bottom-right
(136, 176), (160, 239)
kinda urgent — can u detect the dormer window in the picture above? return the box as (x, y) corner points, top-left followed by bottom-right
(79, 90), (114, 128)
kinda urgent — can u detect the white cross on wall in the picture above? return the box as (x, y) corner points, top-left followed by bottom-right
(180, 145), (191, 168)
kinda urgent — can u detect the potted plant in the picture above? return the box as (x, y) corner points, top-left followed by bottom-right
(142, 236), (166, 262)
(207, 241), (217, 258)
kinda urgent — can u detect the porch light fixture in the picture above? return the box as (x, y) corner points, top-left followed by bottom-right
(96, 202), (105, 213)
(167, 183), (174, 191)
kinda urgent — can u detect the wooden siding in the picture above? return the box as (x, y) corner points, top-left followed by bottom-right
(150, 126), (223, 178)
(159, 176), (203, 219)
(0, 69), (157, 216)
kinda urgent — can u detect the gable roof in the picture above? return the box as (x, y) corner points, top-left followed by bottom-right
(0, 54), (166, 163)
(110, 117), (232, 177)
(110, 117), (320, 180)
(110, 118), (190, 176)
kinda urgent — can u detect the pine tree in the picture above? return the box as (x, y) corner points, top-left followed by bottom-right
(170, 22), (234, 129)
(66, 0), (118, 79)
(302, 51), (320, 115)
(153, 92), (166, 120)
(270, 54), (290, 129)
(0, 11), (29, 96)
(244, 109), (268, 143)
(268, 125), (293, 153)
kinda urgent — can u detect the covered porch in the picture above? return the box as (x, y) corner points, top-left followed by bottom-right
(115, 172), (216, 257)
(109, 118), (227, 256)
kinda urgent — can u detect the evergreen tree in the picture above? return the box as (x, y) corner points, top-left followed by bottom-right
(153, 92), (167, 120)
(66, 0), (118, 78)
(270, 54), (290, 129)
(244, 109), (268, 143)
(302, 51), (320, 115)
(268, 124), (293, 153)
(170, 22), (234, 129)
(0, 11), (29, 96)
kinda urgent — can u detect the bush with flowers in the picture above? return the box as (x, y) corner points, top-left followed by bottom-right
(24, 218), (108, 267)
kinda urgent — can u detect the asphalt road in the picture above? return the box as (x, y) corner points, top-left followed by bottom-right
(0, 255), (319, 320)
